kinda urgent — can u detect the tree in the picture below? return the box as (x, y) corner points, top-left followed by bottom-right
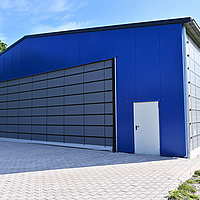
(0, 40), (7, 52)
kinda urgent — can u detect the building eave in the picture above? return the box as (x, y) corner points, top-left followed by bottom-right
(0, 17), (193, 56)
(184, 19), (200, 48)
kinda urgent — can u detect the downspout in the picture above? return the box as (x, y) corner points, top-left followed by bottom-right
(182, 25), (190, 158)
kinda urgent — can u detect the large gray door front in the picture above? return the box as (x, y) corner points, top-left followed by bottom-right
(0, 60), (114, 149)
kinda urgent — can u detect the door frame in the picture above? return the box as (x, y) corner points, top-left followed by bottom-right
(132, 100), (161, 155)
(112, 57), (117, 152)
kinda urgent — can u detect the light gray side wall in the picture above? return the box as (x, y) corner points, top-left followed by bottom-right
(0, 60), (113, 148)
(186, 33), (200, 156)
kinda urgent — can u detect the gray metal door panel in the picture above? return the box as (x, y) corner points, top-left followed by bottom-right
(0, 60), (114, 149)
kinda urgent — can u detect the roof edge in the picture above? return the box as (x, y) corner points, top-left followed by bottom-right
(0, 17), (192, 56)
(184, 19), (200, 48)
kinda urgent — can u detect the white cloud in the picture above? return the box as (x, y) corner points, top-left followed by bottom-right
(0, 0), (12, 9)
(0, 0), (30, 11)
(32, 21), (90, 34)
(0, 33), (7, 41)
(30, 0), (77, 16)
(25, 0), (87, 26)
(29, 0), (89, 34)
(47, 0), (74, 13)
(0, 0), (89, 45)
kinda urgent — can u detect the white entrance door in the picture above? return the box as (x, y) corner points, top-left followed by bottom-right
(133, 101), (160, 155)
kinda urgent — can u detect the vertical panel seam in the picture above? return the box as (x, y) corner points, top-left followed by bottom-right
(133, 28), (137, 153)
(79, 34), (80, 64)
(194, 44), (198, 149)
(135, 29), (137, 100)
(64, 34), (66, 143)
(158, 26), (162, 155)
(46, 74), (48, 142)
(6, 82), (8, 138)
(112, 58), (116, 152)
(63, 70), (65, 143)
(17, 83), (19, 139)
(104, 61), (106, 147)
(83, 64), (85, 145)
(31, 77), (33, 141)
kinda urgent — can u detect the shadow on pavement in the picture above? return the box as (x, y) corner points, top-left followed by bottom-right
(0, 140), (178, 175)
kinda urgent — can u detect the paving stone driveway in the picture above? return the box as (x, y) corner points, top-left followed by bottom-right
(0, 140), (200, 200)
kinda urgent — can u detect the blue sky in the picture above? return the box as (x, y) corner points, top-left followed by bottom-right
(1, 0), (200, 46)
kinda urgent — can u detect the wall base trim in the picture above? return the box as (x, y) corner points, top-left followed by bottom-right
(191, 146), (200, 159)
(0, 137), (113, 151)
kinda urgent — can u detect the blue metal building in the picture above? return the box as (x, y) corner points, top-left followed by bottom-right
(1, 17), (200, 158)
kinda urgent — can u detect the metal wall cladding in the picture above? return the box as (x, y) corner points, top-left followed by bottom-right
(186, 33), (200, 151)
(0, 60), (114, 147)
(0, 23), (186, 156)
(159, 25), (185, 157)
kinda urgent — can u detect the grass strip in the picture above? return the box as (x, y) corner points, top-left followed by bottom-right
(168, 170), (200, 200)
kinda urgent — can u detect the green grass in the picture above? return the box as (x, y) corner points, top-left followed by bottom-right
(169, 170), (200, 199)
(195, 179), (200, 184)
(178, 182), (196, 193)
(169, 189), (182, 199)
(169, 181), (199, 200)
(187, 180), (195, 184)
(195, 170), (200, 176)
(190, 194), (200, 200)
(168, 169), (200, 199)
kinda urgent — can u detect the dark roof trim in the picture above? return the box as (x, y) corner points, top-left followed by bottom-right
(184, 19), (200, 48)
(0, 17), (192, 56)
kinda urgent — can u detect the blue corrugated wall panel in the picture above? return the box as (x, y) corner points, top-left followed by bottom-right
(11, 44), (21, 78)
(38, 37), (53, 73)
(80, 32), (97, 64)
(0, 23), (186, 157)
(20, 39), (31, 76)
(52, 35), (66, 70)
(30, 37), (41, 75)
(159, 24), (186, 157)
(115, 28), (136, 153)
(96, 30), (115, 60)
(135, 26), (160, 100)
(3, 51), (12, 81)
(0, 53), (3, 72)
(66, 34), (80, 67)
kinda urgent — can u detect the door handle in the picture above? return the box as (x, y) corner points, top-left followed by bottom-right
(135, 125), (139, 130)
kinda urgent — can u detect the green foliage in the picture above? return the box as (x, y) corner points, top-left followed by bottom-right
(178, 182), (196, 193)
(169, 170), (200, 199)
(169, 181), (199, 200)
(195, 170), (200, 176)
(169, 189), (182, 199)
(190, 194), (200, 200)
(187, 180), (195, 184)
(195, 179), (200, 183)
(0, 40), (7, 52)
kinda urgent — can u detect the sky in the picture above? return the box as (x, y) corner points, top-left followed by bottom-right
(1, 0), (200, 47)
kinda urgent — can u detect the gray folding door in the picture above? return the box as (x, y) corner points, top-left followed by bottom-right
(0, 60), (114, 149)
